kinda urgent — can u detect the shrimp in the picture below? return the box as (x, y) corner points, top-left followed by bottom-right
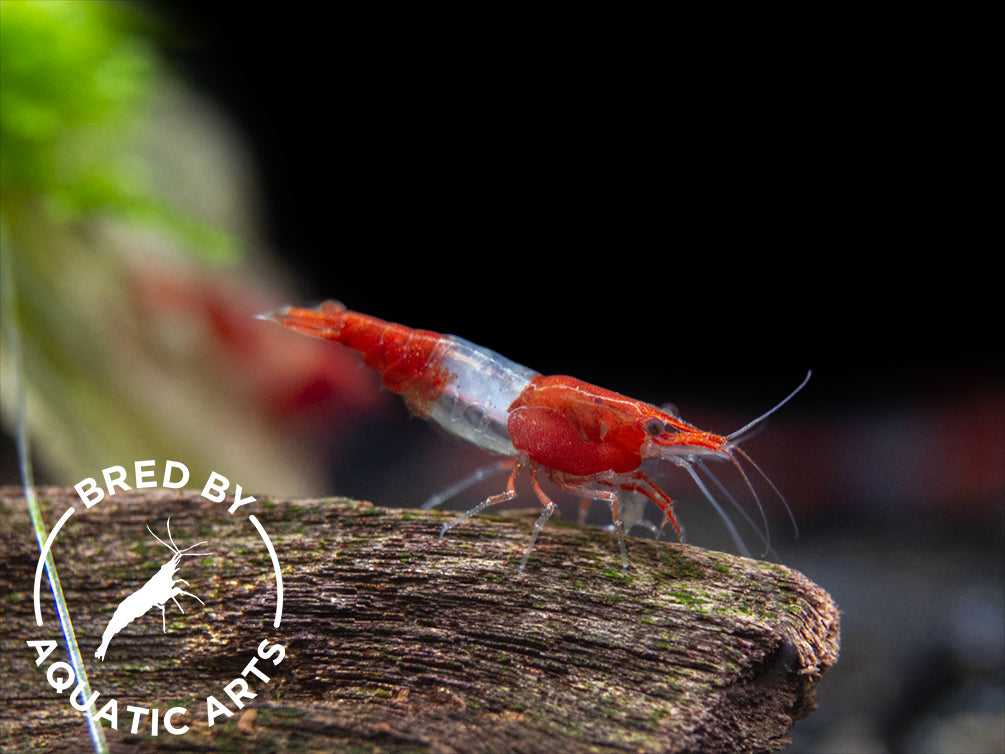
(258, 301), (810, 573)
(94, 518), (211, 661)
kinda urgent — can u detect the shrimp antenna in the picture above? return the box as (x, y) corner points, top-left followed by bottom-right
(678, 462), (752, 558)
(146, 518), (212, 557)
(726, 370), (811, 442)
(147, 518), (178, 555)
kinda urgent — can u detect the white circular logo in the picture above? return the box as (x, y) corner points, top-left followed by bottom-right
(27, 460), (287, 738)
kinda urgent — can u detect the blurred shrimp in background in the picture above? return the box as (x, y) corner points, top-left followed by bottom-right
(1, 3), (1002, 753)
(0, 0), (388, 495)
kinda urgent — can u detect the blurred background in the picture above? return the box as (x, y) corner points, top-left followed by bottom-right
(1, 3), (1001, 752)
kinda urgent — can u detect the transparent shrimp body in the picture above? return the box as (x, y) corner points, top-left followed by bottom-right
(425, 336), (539, 456)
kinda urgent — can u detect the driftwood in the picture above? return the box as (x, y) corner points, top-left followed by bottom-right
(0, 487), (839, 753)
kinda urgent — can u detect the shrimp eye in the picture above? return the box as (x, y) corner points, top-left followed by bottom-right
(644, 418), (666, 436)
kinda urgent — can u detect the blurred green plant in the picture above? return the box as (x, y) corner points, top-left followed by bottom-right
(0, 0), (323, 493)
(0, 0), (236, 258)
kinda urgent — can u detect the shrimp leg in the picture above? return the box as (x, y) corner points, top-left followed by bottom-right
(551, 478), (630, 572)
(436, 461), (564, 574)
(439, 460), (523, 539)
(421, 459), (517, 510)
(521, 465), (557, 573)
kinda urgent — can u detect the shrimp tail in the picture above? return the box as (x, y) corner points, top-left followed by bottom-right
(258, 300), (454, 413)
(255, 300), (350, 340)
(94, 597), (140, 660)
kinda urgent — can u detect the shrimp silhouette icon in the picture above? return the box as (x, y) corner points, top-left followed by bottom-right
(95, 518), (212, 661)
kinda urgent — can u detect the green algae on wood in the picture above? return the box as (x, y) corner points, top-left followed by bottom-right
(1, 488), (839, 754)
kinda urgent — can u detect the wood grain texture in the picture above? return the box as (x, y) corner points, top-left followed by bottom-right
(1, 488), (839, 753)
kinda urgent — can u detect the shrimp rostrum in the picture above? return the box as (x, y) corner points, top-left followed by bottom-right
(95, 518), (211, 661)
(259, 301), (810, 573)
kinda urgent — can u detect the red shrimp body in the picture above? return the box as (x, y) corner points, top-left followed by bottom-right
(259, 301), (458, 416)
(508, 375), (725, 476)
(260, 301), (807, 572)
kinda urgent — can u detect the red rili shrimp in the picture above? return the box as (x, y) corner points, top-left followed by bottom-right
(258, 301), (810, 573)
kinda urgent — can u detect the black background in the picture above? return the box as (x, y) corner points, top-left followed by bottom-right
(149, 3), (1000, 417)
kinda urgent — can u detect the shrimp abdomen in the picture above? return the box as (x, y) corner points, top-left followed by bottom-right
(260, 302), (540, 454)
(262, 301), (448, 411)
(425, 336), (538, 455)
